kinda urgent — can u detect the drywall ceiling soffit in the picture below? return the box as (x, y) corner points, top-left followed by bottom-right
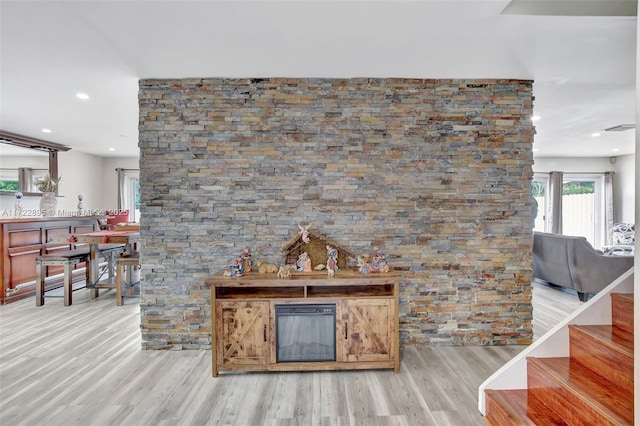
(502, 0), (638, 16)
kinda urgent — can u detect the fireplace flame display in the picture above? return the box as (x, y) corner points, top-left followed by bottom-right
(276, 304), (336, 363)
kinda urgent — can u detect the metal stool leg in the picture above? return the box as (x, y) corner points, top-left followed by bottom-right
(36, 261), (45, 306)
(116, 261), (124, 306)
(63, 262), (74, 306)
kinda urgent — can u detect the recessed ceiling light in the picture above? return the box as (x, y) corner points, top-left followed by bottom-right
(532, 147), (539, 152)
(531, 115), (541, 122)
(41, 128), (52, 133)
(591, 132), (601, 137)
(612, 148), (620, 152)
(76, 92), (90, 100)
(108, 147), (115, 151)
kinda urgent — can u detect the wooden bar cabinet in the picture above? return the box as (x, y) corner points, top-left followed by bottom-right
(0, 216), (102, 304)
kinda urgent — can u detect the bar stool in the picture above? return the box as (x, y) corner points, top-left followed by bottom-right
(36, 249), (90, 306)
(115, 252), (140, 306)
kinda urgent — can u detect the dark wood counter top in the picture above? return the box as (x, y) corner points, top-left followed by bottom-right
(0, 215), (104, 224)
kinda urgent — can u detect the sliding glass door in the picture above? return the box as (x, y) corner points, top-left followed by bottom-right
(532, 172), (605, 248)
(562, 175), (603, 248)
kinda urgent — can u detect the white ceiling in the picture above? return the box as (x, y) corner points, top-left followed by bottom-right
(0, 1), (637, 158)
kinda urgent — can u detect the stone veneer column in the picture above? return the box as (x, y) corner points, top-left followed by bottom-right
(138, 78), (534, 349)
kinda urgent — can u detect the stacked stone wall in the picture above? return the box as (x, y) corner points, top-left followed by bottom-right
(138, 78), (535, 349)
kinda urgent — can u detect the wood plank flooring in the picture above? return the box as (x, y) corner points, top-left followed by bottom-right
(0, 280), (581, 426)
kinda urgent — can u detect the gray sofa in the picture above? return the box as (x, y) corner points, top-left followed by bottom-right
(533, 231), (634, 301)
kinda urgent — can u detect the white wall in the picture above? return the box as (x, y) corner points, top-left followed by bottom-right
(634, 14), (639, 425)
(57, 150), (105, 213)
(0, 154), (49, 169)
(100, 157), (140, 211)
(615, 153), (635, 223)
(533, 155), (635, 223)
(533, 156), (613, 173)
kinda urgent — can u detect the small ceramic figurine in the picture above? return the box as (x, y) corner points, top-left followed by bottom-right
(224, 258), (245, 277)
(357, 254), (370, 274)
(257, 260), (279, 274)
(368, 247), (390, 273)
(277, 264), (292, 279)
(296, 252), (312, 272)
(298, 223), (311, 244)
(326, 245), (338, 277)
(14, 192), (23, 217)
(240, 247), (252, 272)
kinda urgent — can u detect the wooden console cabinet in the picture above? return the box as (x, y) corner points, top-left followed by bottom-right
(210, 272), (400, 376)
(0, 216), (102, 304)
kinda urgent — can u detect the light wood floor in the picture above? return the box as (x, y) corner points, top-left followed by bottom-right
(0, 280), (581, 426)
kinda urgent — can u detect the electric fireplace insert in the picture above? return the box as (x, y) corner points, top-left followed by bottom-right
(275, 304), (336, 363)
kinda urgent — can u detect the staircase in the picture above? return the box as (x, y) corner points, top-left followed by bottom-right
(484, 293), (634, 425)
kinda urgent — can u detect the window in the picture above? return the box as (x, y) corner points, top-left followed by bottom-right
(0, 168), (48, 193)
(124, 174), (140, 222)
(0, 169), (19, 192)
(562, 174), (604, 247)
(117, 169), (140, 222)
(532, 174), (548, 232)
(533, 172), (608, 248)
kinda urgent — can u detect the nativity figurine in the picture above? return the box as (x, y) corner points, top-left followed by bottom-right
(240, 247), (252, 272)
(224, 258), (245, 277)
(358, 248), (390, 274)
(296, 252), (312, 272)
(326, 244), (338, 276)
(298, 223), (311, 244)
(368, 248), (390, 273)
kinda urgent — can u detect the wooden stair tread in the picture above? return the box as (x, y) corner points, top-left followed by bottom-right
(612, 293), (634, 303)
(568, 324), (633, 395)
(570, 324), (633, 354)
(528, 357), (633, 424)
(485, 389), (570, 426)
(611, 293), (634, 334)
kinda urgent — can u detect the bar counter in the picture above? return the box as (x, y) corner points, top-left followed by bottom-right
(0, 216), (104, 304)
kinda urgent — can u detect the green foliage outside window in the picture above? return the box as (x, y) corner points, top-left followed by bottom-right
(562, 181), (594, 195)
(0, 180), (19, 192)
(532, 180), (545, 198)
(532, 180), (595, 198)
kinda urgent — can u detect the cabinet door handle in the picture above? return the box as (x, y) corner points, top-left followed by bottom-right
(263, 324), (267, 342)
(344, 322), (348, 340)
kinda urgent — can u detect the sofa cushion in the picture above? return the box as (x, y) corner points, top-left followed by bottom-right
(603, 223), (635, 256)
(602, 245), (634, 256)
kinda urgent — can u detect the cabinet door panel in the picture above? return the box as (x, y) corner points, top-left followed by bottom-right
(73, 224), (95, 234)
(45, 225), (72, 246)
(8, 228), (42, 247)
(8, 248), (40, 287)
(338, 299), (394, 362)
(216, 301), (269, 366)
